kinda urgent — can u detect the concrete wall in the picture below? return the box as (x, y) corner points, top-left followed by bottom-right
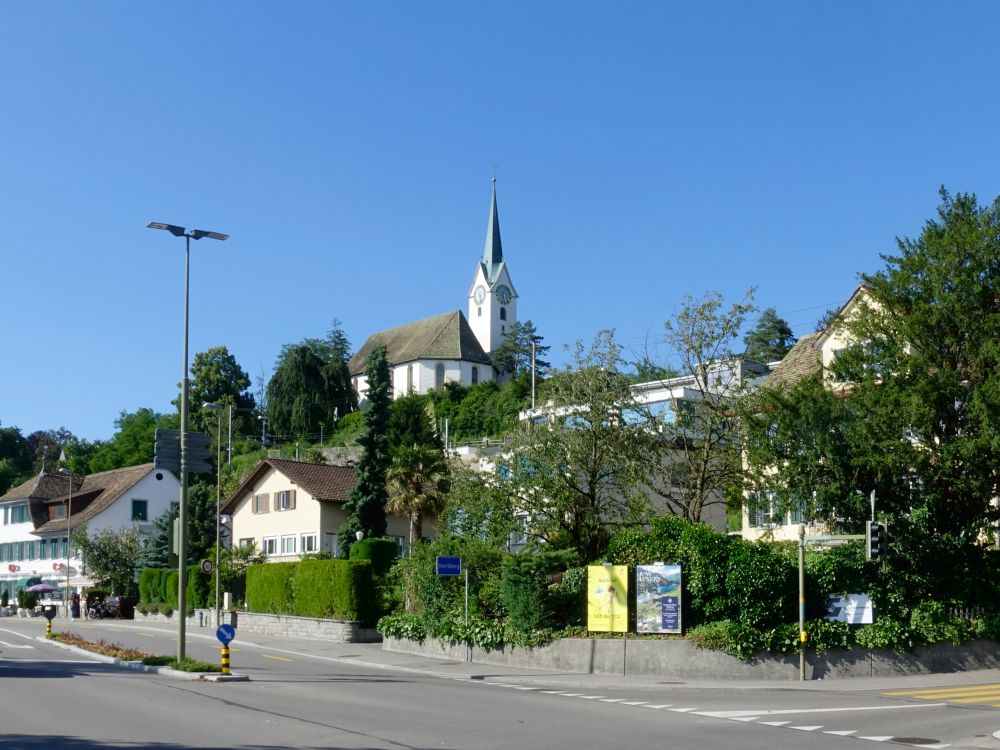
(383, 635), (1000, 681)
(136, 609), (380, 643)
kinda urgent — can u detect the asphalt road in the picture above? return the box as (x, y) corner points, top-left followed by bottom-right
(4, 616), (1000, 749)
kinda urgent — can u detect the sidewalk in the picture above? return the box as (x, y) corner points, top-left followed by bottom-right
(81, 616), (1000, 694)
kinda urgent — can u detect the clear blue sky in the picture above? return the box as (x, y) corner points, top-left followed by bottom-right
(3, 2), (999, 441)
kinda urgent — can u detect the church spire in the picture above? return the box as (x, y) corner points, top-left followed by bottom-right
(482, 178), (503, 283)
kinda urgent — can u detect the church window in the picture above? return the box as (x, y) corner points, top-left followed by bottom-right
(407, 364), (414, 392)
(500, 307), (507, 321)
(471, 366), (479, 385)
(477, 307), (481, 317)
(435, 363), (445, 388)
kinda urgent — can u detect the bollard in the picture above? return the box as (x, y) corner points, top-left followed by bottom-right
(46, 619), (52, 636)
(221, 645), (230, 675)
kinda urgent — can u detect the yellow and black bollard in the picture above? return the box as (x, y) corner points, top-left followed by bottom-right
(46, 619), (52, 636)
(221, 645), (231, 675)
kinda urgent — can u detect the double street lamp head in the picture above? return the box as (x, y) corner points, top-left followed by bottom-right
(147, 222), (229, 242)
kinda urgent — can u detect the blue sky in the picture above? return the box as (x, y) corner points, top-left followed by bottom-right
(3, 2), (1000, 441)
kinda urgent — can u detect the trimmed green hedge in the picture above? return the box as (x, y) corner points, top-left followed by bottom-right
(139, 569), (161, 603)
(349, 538), (398, 577)
(244, 559), (378, 624)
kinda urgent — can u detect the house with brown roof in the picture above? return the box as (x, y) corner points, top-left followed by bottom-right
(0, 464), (180, 602)
(222, 459), (425, 560)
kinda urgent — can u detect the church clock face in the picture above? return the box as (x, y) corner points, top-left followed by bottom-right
(496, 284), (512, 304)
(474, 285), (486, 304)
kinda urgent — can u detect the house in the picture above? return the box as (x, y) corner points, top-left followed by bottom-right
(0, 464), (180, 602)
(741, 286), (873, 541)
(350, 180), (519, 404)
(222, 458), (429, 560)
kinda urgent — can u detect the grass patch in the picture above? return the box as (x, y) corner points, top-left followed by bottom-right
(51, 631), (220, 672)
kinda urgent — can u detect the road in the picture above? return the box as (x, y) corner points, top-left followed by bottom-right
(3, 616), (1000, 749)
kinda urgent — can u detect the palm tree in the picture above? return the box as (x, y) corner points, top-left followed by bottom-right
(386, 444), (450, 547)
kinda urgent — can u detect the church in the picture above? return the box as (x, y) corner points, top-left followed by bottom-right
(349, 181), (519, 403)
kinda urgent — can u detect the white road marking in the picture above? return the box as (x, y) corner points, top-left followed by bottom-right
(732, 716), (762, 722)
(823, 730), (857, 736)
(698, 704), (945, 718)
(623, 701), (648, 706)
(560, 693), (584, 697)
(579, 695), (606, 700)
(0, 640), (34, 649)
(540, 690), (566, 695)
(600, 698), (627, 703)
(759, 721), (791, 727)
(668, 707), (698, 713)
(790, 726), (823, 731)
(858, 737), (893, 742)
(512, 686), (539, 690)
(643, 704), (673, 709)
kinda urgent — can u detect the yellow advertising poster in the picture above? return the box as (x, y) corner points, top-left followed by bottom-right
(587, 565), (628, 632)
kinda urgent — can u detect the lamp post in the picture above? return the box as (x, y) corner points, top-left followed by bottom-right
(147, 221), (228, 662)
(58, 468), (75, 618)
(203, 402), (223, 628)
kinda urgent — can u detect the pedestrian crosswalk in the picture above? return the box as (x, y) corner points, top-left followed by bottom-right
(885, 683), (1000, 708)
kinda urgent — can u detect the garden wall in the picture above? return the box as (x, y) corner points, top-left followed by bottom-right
(382, 636), (1000, 681)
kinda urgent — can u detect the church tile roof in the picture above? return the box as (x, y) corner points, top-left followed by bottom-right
(348, 309), (491, 376)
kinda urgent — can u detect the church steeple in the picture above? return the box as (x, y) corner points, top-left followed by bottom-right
(482, 179), (503, 283)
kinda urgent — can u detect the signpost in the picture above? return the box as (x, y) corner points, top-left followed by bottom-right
(216, 623), (236, 675)
(436, 556), (469, 660)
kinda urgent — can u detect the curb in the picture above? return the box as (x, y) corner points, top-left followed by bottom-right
(37, 637), (249, 682)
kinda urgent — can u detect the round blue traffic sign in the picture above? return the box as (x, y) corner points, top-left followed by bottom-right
(216, 623), (236, 645)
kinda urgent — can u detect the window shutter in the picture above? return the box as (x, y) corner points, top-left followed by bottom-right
(259, 493), (271, 514)
(273, 493), (280, 511)
(289, 490), (296, 510)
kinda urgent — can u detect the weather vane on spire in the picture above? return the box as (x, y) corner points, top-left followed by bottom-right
(490, 164), (499, 183)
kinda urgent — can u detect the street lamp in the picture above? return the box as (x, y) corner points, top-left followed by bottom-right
(147, 221), (228, 662)
(203, 401), (223, 628)
(58, 468), (76, 618)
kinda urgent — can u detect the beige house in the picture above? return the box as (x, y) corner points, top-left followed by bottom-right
(222, 459), (418, 560)
(741, 286), (872, 541)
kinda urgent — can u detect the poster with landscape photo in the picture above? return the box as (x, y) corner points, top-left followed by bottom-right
(636, 563), (682, 634)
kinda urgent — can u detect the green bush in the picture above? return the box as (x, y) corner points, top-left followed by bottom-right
(246, 562), (297, 614)
(139, 569), (162, 603)
(500, 549), (578, 631)
(164, 572), (179, 608)
(291, 559), (377, 624)
(349, 538), (399, 577)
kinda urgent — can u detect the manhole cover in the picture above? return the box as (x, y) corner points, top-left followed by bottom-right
(890, 739), (940, 746)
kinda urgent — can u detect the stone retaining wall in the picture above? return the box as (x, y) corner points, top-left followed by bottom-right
(382, 635), (1000, 681)
(134, 609), (380, 643)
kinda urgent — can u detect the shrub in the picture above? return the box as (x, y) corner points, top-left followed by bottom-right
(291, 558), (377, 624)
(500, 549), (578, 631)
(139, 569), (162, 603)
(164, 572), (179, 609)
(246, 562), (297, 614)
(158, 569), (173, 605)
(349, 538), (399, 577)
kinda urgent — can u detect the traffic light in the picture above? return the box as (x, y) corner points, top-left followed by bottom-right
(866, 520), (888, 560)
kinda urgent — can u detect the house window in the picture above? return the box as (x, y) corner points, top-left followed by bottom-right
(300, 533), (317, 554)
(389, 535), (405, 556)
(239, 538), (255, 549)
(261, 537), (277, 555)
(253, 493), (270, 514)
(55, 504), (65, 519)
(471, 366), (479, 385)
(281, 535), (296, 555)
(435, 363), (445, 388)
(2, 506), (7, 524)
(132, 499), (149, 522)
(500, 307), (507, 321)
(275, 490), (296, 511)
(16, 504), (27, 523)
(39, 542), (48, 560)
(27, 541), (36, 561)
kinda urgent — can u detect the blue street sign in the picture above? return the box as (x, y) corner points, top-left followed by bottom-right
(216, 623), (236, 645)
(436, 555), (462, 576)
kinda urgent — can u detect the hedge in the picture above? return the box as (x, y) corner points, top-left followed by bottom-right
(349, 538), (398, 577)
(139, 569), (161, 603)
(244, 559), (377, 624)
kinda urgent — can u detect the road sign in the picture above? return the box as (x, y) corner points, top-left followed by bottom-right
(216, 623), (236, 645)
(200, 559), (214, 574)
(154, 428), (213, 474)
(435, 555), (462, 576)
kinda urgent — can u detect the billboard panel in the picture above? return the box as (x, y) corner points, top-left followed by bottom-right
(587, 565), (629, 632)
(636, 563), (682, 634)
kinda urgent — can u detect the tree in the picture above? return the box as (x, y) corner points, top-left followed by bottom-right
(0, 426), (33, 494)
(642, 290), (758, 523)
(86, 408), (178, 472)
(187, 477), (218, 563)
(386, 443), (450, 546)
(340, 345), (392, 551)
(746, 189), (1000, 541)
(743, 307), (795, 363)
(73, 524), (143, 597)
(137, 505), (179, 569)
(492, 319), (550, 374)
(388, 394), (442, 451)
(627, 355), (678, 383)
(267, 322), (357, 441)
(495, 330), (651, 560)
(180, 346), (256, 435)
